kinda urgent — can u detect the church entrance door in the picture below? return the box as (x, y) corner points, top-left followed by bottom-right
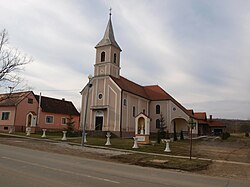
(95, 116), (103, 131)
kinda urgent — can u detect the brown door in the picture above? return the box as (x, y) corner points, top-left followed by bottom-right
(95, 116), (103, 131)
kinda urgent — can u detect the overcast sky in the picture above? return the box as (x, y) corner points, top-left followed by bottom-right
(0, 0), (249, 119)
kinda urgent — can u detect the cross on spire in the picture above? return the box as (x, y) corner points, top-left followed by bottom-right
(109, 7), (112, 17)
(95, 7), (121, 51)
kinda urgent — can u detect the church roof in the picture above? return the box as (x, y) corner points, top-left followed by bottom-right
(110, 76), (192, 117)
(95, 15), (122, 51)
(111, 75), (148, 99)
(144, 85), (172, 101)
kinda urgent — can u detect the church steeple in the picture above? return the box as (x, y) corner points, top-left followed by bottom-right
(94, 10), (122, 78)
(95, 10), (121, 51)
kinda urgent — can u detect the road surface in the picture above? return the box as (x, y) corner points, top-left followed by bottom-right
(0, 143), (249, 187)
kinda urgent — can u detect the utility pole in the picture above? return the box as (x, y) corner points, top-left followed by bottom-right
(188, 118), (196, 160)
(81, 75), (92, 147)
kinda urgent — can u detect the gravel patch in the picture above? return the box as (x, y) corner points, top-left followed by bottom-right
(54, 142), (128, 156)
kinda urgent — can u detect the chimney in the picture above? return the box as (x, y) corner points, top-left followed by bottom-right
(209, 115), (212, 120)
(62, 98), (65, 101)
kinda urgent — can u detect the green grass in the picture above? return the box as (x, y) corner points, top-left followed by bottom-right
(2, 131), (63, 139)
(111, 153), (211, 171)
(68, 136), (196, 156)
(0, 131), (211, 172)
(3, 131), (248, 158)
(0, 131), (197, 156)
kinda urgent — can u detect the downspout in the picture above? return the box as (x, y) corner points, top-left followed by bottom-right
(119, 90), (123, 138)
(148, 100), (151, 132)
(37, 92), (42, 127)
(13, 104), (17, 131)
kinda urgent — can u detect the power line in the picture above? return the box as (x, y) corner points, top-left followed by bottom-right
(33, 89), (80, 92)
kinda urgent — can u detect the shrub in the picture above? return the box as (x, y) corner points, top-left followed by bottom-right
(245, 132), (249, 137)
(180, 130), (184, 140)
(166, 130), (170, 139)
(221, 132), (230, 140)
(157, 130), (166, 144)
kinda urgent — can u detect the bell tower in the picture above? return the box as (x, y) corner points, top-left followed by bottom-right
(94, 10), (122, 78)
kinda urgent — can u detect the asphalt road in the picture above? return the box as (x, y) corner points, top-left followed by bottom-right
(0, 144), (249, 187)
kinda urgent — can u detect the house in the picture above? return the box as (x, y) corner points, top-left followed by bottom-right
(0, 91), (80, 133)
(207, 115), (226, 135)
(80, 13), (198, 137)
(194, 112), (209, 135)
(194, 112), (226, 135)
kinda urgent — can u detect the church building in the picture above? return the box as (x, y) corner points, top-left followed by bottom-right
(81, 13), (197, 137)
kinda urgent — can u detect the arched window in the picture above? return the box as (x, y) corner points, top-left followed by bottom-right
(156, 119), (160, 129)
(156, 104), (160, 114)
(133, 106), (136, 117)
(114, 53), (117, 63)
(101, 52), (105, 62)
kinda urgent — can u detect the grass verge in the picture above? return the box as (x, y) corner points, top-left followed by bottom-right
(111, 153), (211, 171)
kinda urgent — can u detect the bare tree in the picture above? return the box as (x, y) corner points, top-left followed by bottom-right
(0, 29), (32, 92)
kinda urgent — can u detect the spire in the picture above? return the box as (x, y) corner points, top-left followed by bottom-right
(95, 10), (121, 51)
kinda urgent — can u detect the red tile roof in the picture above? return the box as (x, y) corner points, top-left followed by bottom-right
(111, 76), (148, 99)
(208, 120), (226, 127)
(34, 95), (79, 116)
(194, 112), (207, 120)
(0, 91), (79, 116)
(144, 85), (172, 100)
(0, 91), (32, 106)
(110, 76), (192, 117)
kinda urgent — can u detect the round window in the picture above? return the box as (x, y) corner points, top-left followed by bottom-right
(173, 107), (176, 111)
(98, 93), (103, 100)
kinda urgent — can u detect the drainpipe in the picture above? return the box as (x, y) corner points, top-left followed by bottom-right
(82, 75), (93, 147)
(37, 92), (42, 127)
(13, 104), (17, 131)
(148, 100), (151, 132)
(119, 90), (123, 138)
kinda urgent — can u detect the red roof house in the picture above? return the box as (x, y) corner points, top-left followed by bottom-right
(0, 91), (80, 133)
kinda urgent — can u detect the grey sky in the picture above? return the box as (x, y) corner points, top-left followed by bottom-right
(0, 0), (249, 119)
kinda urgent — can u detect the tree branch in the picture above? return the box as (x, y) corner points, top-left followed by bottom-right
(0, 29), (32, 89)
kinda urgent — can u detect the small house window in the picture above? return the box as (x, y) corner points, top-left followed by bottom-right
(61, 117), (67, 125)
(133, 106), (136, 117)
(101, 51), (105, 62)
(156, 119), (160, 128)
(114, 53), (117, 63)
(143, 109), (146, 114)
(28, 98), (33, 104)
(1, 112), (10, 120)
(156, 105), (160, 114)
(45, 116), (54, 124)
